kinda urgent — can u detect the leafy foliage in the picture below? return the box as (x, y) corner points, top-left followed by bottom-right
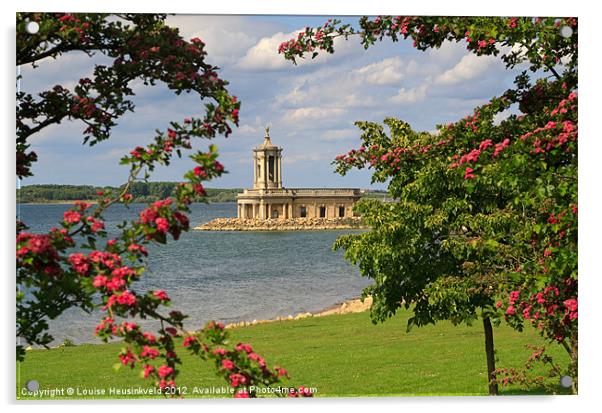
(16, 13), (310, 398)
(281, 16), (578, 393)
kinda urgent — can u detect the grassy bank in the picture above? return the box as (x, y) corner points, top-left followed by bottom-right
(16, 310), (569, 399)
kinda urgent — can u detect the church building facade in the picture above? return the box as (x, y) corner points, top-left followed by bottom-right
(236, 128), (361, 220)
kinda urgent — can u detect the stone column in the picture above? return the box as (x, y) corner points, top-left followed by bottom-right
(277, 155), (282, 188)
(259, 200), (265, 219)
(241, 203), (247, 219)
(289, 203), (293, 218)
(237, 204), (241, 219)
(267, 203), (272, 219)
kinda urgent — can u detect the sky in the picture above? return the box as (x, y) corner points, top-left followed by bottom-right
(19, 14), (526, 190)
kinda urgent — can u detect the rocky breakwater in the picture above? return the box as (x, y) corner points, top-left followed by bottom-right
(194, 217), (368, 231)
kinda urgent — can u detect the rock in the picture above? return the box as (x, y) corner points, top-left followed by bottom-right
(194, 217), (367, 232)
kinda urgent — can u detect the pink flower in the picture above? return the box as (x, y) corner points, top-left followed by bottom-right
(464, 167), (475, 180)
(212, 348), (226, 356)
(479, 139), (493, 150)
(141, 346), (160, 359)
(167, 129), (177, 139)
(157, 365), (174, 378)
(92, 275), (107, 288)
(155, 217), (170, 233)
(139, 208), (158, 224)
(234, 389), (249, 398)
(116, 290), (137, 306)
(495, 300), (503, 308)
(505, 306), (516, 316)
(143, 364), (155, 378)
(509, 291), (520, 304)
(564, 298), (578, 312)
(221, 359), (235, 370)
(91, 219), (105, 232)
(235, 343), (253, 354)
(105, 277), (125, 291)
(153, 290), (170, 301)
(183, 336), (197, 347)
(119, 350), (136, 367)
(64, 210), (82, 224)
(128, 243), (148, 256)
(143, 332), (157, 343)
(69, 253), (89, 275)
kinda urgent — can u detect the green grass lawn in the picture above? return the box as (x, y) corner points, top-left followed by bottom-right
(16, 309), (569, 399)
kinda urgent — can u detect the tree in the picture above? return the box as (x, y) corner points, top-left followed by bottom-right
(280, 16), (577, 394)
(16, 13), (310, 398)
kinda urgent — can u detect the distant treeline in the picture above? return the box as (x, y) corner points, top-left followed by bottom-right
(17, 184), (390, 204)
(17, 183), (243, 204)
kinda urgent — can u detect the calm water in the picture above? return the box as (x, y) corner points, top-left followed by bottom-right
(17, 202), (370, 345)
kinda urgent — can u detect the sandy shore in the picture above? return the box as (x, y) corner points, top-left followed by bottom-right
(223, 296), (373, 329)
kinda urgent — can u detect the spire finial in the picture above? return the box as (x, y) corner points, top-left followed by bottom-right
(265, 125), (270, 138)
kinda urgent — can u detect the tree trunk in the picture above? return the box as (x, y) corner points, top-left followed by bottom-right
(482, 317), (499, 395)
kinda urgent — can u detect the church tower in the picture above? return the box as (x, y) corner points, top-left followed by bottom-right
(253, 127), (282, 190)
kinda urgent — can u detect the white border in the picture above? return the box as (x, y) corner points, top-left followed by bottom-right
(2, 1), (600, 413)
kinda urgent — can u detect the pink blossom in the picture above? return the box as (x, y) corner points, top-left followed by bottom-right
(221, 359), (235, 370)
(157, 365), (174, 378)
(155, 217), (170, 233)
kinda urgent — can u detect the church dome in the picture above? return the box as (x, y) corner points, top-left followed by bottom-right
(256, 126), (278, 150)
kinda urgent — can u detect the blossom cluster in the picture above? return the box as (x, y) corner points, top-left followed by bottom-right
(183, 321), (311, 398)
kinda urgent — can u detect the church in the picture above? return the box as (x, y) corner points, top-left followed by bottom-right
(236, 128), (361, 220)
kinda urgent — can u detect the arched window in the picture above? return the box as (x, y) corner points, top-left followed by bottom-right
(268, 155), (275, 181)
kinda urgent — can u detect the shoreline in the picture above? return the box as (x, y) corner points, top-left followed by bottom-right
(30, 296), (372, 350)
(223, 296), (372, 329)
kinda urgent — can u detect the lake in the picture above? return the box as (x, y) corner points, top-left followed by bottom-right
(17, 202), (370, 345)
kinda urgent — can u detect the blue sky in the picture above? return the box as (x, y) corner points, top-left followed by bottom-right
(20, 14), (526, 189)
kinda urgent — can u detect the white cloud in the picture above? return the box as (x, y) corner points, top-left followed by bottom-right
(166, 15), (277, 66)
(282, 107), (346, 122)
(435, 53), (498, 86)
(391, 84), (428, 104)
(237, 30), (305, 70)
(353, 57), (405, 86)
(428, 41), (468, 63)
(343, 93), (377, 108)
(238, 28), (355, 70)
